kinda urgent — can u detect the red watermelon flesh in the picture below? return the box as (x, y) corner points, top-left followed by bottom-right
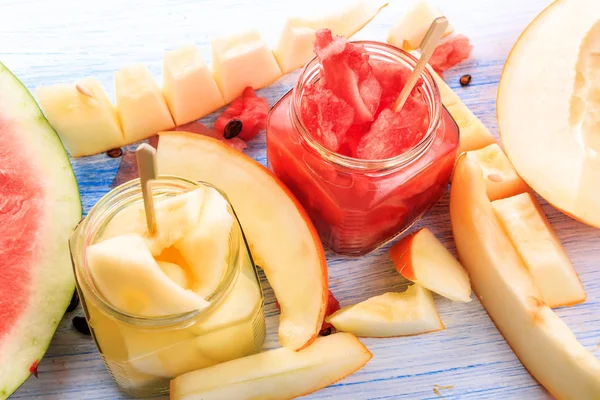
(214, 86), (269, 142)
(429, 34), (473, 77)
(370, 60), (424, 112)
(355, 91), (430, 160)
(314, 29), (381, 124)
(0, 62), (81, 397)
(300, 81), (354, 152)
(176, 121), (247, 151)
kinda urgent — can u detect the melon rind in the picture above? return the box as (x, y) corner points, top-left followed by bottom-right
(0, 62), (81, 399)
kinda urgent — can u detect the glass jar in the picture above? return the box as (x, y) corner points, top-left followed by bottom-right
(69, 177), (266, 397)
(266, 42), (460, 256)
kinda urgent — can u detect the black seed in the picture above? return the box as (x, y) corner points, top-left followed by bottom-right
(66, 291), (80, 312)
(223, 119), (243, 139)
(320, 327), (332, 336)
(107, 147), (123, 158)
(72, 316), (91, 336)
(459, 74), (472, 86)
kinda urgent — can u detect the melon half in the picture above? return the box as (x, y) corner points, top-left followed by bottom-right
(497, 0), (600, 228)
(0, 63), (81, 398)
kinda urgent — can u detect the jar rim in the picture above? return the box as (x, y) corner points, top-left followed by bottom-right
(69, 176), (243, 328)
(290, 40), (442, 172)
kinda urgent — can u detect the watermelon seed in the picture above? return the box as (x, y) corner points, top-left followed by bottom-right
(75, 84), (93, 98)
(459, 74), (472, 86)
(107, 147), (123, 158)
(72, 316), (91, 336)
(320, 327), (332, 336)
(223, 119), (243, 139)
(67, 291), (80, 312)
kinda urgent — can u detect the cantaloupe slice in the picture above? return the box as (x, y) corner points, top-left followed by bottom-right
(163, 45), (225, 126)
(170, 333), (372, 400)
(497, 0), (600, 228)
(211, 30), (282, 103)
(387, 0), (454, 50)
(466, 143), (529, 201)
(492, 193), (585, 308)
(274, 0), (389, 73)
(0, 62), (81, 398)
(450, 154), (600, 400)
(36, 77), (125, 157)
(115, 64), (175, 144)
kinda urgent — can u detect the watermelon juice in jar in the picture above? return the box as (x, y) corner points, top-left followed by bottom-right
(266, 31), (459, 256)
(69, 177), (265, 397)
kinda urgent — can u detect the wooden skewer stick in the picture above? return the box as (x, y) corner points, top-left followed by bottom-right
(136, 143), (158, 235)
(392, 16), (449, 113)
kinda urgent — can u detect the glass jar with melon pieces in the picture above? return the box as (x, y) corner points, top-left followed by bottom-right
(69, 176), (265, 397)
(266, 36), (459, 256)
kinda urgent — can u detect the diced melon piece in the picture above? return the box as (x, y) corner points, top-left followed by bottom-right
(387, 0), (454, 50)
(466, 143), (529, 201)
(274, 0), (389, 73)
(36, 77), (124, 157)
(211, 30), (282, 103)
(492, 193), (586, 308)
(326, 285), (444, 337)
(115, 64), (175, 143)
(86, 234), (209, 317)
(163, 45), (225, 126)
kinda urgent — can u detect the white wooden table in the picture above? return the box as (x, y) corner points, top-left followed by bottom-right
(4, 0), (599, 398)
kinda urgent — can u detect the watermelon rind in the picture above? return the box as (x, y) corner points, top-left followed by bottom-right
(0, 62), (82, 399)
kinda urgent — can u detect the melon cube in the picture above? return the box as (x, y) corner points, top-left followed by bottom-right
(115, 64), (175, 144)
(211, 30), (282, 103)
(492, 193), (586, 308)
(274, 0), (389, 73)
(387, 0), (454, 50)
(163, 45), (225, 126)
(466, 143), (529, 201)
(36, 78), (124, 157)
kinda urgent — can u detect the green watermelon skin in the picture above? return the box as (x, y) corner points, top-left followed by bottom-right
(0, 62), (81, 399)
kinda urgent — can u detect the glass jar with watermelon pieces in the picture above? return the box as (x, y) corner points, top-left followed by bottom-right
(266, 32), (459, 256)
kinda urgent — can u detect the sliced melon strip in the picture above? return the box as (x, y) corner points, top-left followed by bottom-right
(0, 62), (81, 398)
(466, 143), (529, 201)
(492, 193), (585, 308)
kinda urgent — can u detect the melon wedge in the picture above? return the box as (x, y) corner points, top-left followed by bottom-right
(450, 154), (600, 400)
(466, 143), (529, 201)
(326, 285), (444, 337)
(387, 0), (454, 51)
(170, 333), (372, 400)
(0, 62), (81, 398)
(390, 228), (472, 303)
(274, 0), (389, 73)
(497, 0), (600, 228)
(492, 193), (585, 308)
(156, 131), (328, 351)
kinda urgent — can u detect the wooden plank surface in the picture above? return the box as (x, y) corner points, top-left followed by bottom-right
(3, 0), (599, 398)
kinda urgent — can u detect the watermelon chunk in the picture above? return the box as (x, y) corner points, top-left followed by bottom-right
(0, 63), (81, 397)
(300, 81), (354, 152)
(370, 60), (424, 111)
(214, 86), (269, 142)
(314, 29), (381, 123)
(429, 34), (473, 76)
(355, 92), (430, 159)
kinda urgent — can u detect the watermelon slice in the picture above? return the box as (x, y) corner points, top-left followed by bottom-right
(213, 87), (269, 142)
(0, 62), (81, 397)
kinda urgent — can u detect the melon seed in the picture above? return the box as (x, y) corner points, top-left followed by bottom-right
(223, 119), (243, 139)
(106, 147), (123, 158)
(67, 291), (79, 312)
(75, 84), (93, 97)
(487, 174), (503, 182)
(72, 316), (91, 336)
(459, 74), (472, 86)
